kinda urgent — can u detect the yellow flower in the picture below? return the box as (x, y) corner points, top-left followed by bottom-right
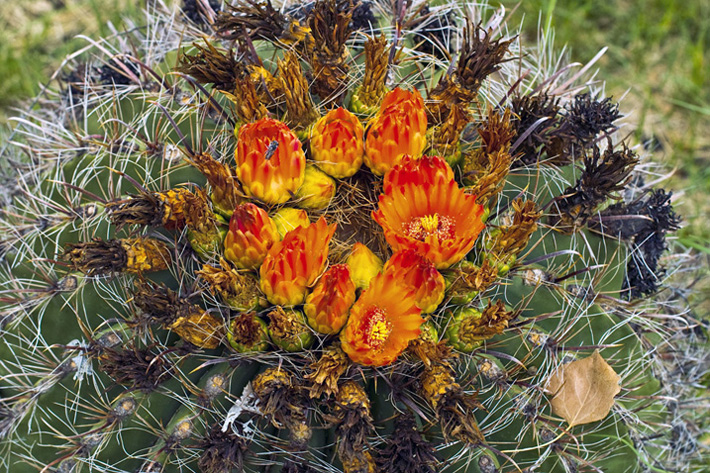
(345, 242), (383, 290)
(363, 88), (427, 176)
(310, 107), (364, 178)
(224, 203), (280, 270)
(235, 117), (306, 204)
(384, 249), (445, 314)
(305, 264), (356, 334)
(340, 270), (423, 367)
(260, 217), (336, 306)
(294, 165), (336, 210)
(373, 175), (485, 269)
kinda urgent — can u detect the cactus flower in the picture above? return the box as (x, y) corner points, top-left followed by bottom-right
(383, 249), (445, 314)
(373, 177), (485, 269)
(345, 242), (383, 290)
(340, 270), (423, 366)
(235, 117), (306, 204)
(260, 217), (336, 306)
(310, 107), (365, 178)
(363, 88), (427, 176)
(304, 264), (356, 334)
(224, 203), (280, 270)
(294, 165), (337, 210)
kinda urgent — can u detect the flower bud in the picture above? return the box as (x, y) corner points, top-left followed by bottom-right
(271, 207), (310, 238)
(294, 165), (336, 210)
(260, 217), (336, 306)
(364, 88), (427, 176)
(304, 264), (356, 334)
(345, 243), (383, 290)
(235, 117), (306, 204)
(310, 107), (364, 178)
(224, 203), (280, 270)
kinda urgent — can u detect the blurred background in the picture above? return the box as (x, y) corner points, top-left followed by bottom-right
(1, 0), (708, 298)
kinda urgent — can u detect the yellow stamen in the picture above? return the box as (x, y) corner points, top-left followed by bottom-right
(420, 214), (440, 233)
(364, 307), (392, 350)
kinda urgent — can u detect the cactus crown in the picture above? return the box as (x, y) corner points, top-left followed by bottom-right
(0, 1), (702, 473)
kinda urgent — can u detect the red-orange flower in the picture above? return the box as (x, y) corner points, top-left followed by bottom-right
(235, 117), (306, 204)
(224, 203), (280, 269)
(373, 178), (485, 269)
(383, 155), (455, 194)
(310, 107), (364, 178)
(340, 270), (423, 366)
(260, 217), (336, 306)
(304, 264), (356, 334)
(363, 88), (427, 176)
(384, 249), (445, 314)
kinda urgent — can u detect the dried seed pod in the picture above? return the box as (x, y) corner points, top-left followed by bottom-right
(227, 312), (270, 353)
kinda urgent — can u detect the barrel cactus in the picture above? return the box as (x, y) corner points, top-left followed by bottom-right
(0, 1), (703, 472)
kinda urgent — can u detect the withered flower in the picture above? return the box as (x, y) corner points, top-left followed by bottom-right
(550, 141), (638, 233)
(196, 258), (262, 311)
(350, 34), (389, 114)
(227, 312), (270, 353)
(184, 189), (223, 260)
(169, 310), (223, 350)
(328, 382), (375, 473)
(305, 0), (353, 100)
(251, 367), (311, 448)
(106, 188), (194, 230)
(214, 0), (310, 45)
(304, 344), (350, 398)
(427, 22), (512, 124)
(188, 153), (242, 217)
(277, 52), (319, 131)
(64, 237), (171, 276)
(445, 300), (512, 352)
(375, 414), (439, 473)
(100, 343), (173, 392)
(266, 306), (314, 352)
(177, 41), (244, 91)
(485, 199), (541, 267)
(197, 422), (250, 473)
(420, 364), (485, 444)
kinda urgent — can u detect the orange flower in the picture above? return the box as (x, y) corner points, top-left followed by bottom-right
(384, 249), (445, 314)
(260, 217), (336, 306)
(383, 155), (455, 194)
(224, 203), (280, 269)
(235, 117), (306, 204)
(310, 107), (364, 178)
(304, 264), (356, 334)
(363, 88), (427, 176)
(340, 270), (423, 366)
(373, 178), (485, 269)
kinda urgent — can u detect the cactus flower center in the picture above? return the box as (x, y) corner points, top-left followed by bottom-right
(404, 213), (455, 242)
(363, 307), (392, 350)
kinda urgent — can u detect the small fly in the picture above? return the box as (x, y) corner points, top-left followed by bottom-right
(264, 140), (279, 160)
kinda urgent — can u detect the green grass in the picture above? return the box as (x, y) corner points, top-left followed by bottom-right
(0, 0), (141, 125)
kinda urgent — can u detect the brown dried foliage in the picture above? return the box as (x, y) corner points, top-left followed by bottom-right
(304, 344), (350, 398)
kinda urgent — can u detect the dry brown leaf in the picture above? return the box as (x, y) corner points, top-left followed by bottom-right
(545, 350), (621, 427)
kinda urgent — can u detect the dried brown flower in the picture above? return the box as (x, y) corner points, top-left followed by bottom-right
(304, 344), (350, 398)
(64, 237), (171, 276)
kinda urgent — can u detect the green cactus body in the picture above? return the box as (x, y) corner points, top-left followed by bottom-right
(0, 1), (700, 473)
